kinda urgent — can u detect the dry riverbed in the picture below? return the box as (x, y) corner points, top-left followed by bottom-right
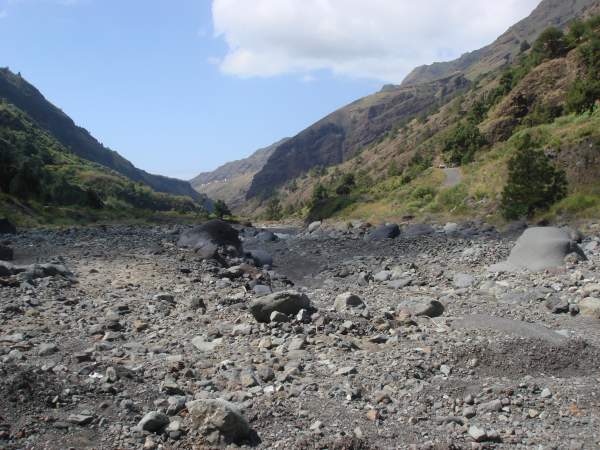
(1, 221), (599, 449)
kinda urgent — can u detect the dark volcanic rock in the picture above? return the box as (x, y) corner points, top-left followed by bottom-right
(0, 245), (13, 261)
(247, 249), (273, 267)
(178, 220), (242, 258)
(368, 224), (400, 241)
(0, 218), (16, 235)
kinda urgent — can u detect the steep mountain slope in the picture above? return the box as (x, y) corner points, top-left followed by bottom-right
(402, 0), (600, 86)
(0, 99), (204, 226)
(191, 139), (287, 210)
(0, 68), (204, 202)
(241, 0), (600, 204)
(247, 74), (470, 198)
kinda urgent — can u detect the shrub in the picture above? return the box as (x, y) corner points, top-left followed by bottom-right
(442, 122), (486, 165)
(566, 78), (600, 114)
(213, 199), (231, 219)
(500, 143), (567, 219)
(335, 173), (356, 196)
(265, 197), (282, 220)
(531, 27), (570, 64)
(311, 184), (328, 205)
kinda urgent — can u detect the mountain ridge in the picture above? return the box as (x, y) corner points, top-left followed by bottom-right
(0, 68), (206, 204)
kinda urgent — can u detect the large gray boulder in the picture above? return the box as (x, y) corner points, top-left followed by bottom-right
(187, 399), (250, 445)
(249, 290), (311, 323)
(178, 220), (241, 259)
(489, 227), (586, 273)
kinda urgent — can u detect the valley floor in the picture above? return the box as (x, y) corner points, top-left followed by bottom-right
(1, 223), (600, 449)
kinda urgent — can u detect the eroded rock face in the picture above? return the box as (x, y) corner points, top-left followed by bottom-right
(187, 399), (250, 445)
(489, 227), (586, 272)
(249, 290), (311, 323)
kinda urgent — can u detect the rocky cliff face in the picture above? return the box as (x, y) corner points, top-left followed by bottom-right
(247, 74), (470, 198)
(0, 68), (206, 203)
(191, 139), (288, 210)
(401, 0), (600, 86)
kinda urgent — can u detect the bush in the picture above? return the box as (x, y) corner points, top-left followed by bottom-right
(265, 197), (282, 220)
(335, 173), (356, 196)
(213, 199), (231, 219)
(500, 142), (567, 219)
(442, 122), (486, 165)
(531, 27), (570, 64)
(311, 184), (328, 205)
(566, 78), (600, 114)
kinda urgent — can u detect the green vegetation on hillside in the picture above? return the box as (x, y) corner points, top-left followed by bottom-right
(0, 100), (207, 226)
(258, 14), (600, 225)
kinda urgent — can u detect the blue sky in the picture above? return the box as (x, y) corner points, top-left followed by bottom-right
(0, 0), (540, 179)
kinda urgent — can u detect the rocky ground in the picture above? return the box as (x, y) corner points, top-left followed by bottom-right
(1, 220), (600, 450)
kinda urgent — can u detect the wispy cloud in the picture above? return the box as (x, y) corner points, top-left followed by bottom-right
(212, 0), (541, 83)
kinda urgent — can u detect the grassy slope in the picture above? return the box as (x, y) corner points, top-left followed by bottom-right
(259, 21), (600, 225)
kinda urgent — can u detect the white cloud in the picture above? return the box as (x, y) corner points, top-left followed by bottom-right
(212, 0), (541, 83)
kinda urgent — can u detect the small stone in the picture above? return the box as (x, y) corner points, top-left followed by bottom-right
(270, 311), (289, 323)
(540, 388), (552, 399)
(288, 336), (306, 351)
(38, 343), (58, 356)
(463, 406), (476, 418)
(366, 409), (379, 421)
(137, 411), (169, 433)
(334, 292), (366, 312)
(67, 414), (94, 426)
(468, 425), (487, 442)
(335, 366), (357, 376)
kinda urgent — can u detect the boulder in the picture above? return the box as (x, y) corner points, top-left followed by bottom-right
(256, 231), (278, 242)
(368, 224), (400, 241)
(178, 220), (241, 258)
(453, 273), (475, 288)
(249, 290), (311, 323)
(334, 292), (366, 312)
(308, 221), (322, 233)
(489, 227), (586, 273)
(137, 411), (169, 433)
(398, 297), (445, 318)
(0, 244), (13, 261)
(443, 222), (459, 234)
(187, 399), (250, 445)
(247, 249), (273, 267)
(0, 218), (16, 235)
(403, 223), (434, 238)
(579, 297), (600, 319)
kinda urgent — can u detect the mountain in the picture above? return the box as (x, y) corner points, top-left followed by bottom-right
(0, 68), (205, 203)
(247, 74), (470, 199)
(401, 0), (600, 86)
(225, 0), (600, 224)
(0, 98), (204, 226)
(191, 139), (287, 210)
(241, 0), (600, 203)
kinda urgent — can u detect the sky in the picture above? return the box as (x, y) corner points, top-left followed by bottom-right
(0, 0), (541, 179)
